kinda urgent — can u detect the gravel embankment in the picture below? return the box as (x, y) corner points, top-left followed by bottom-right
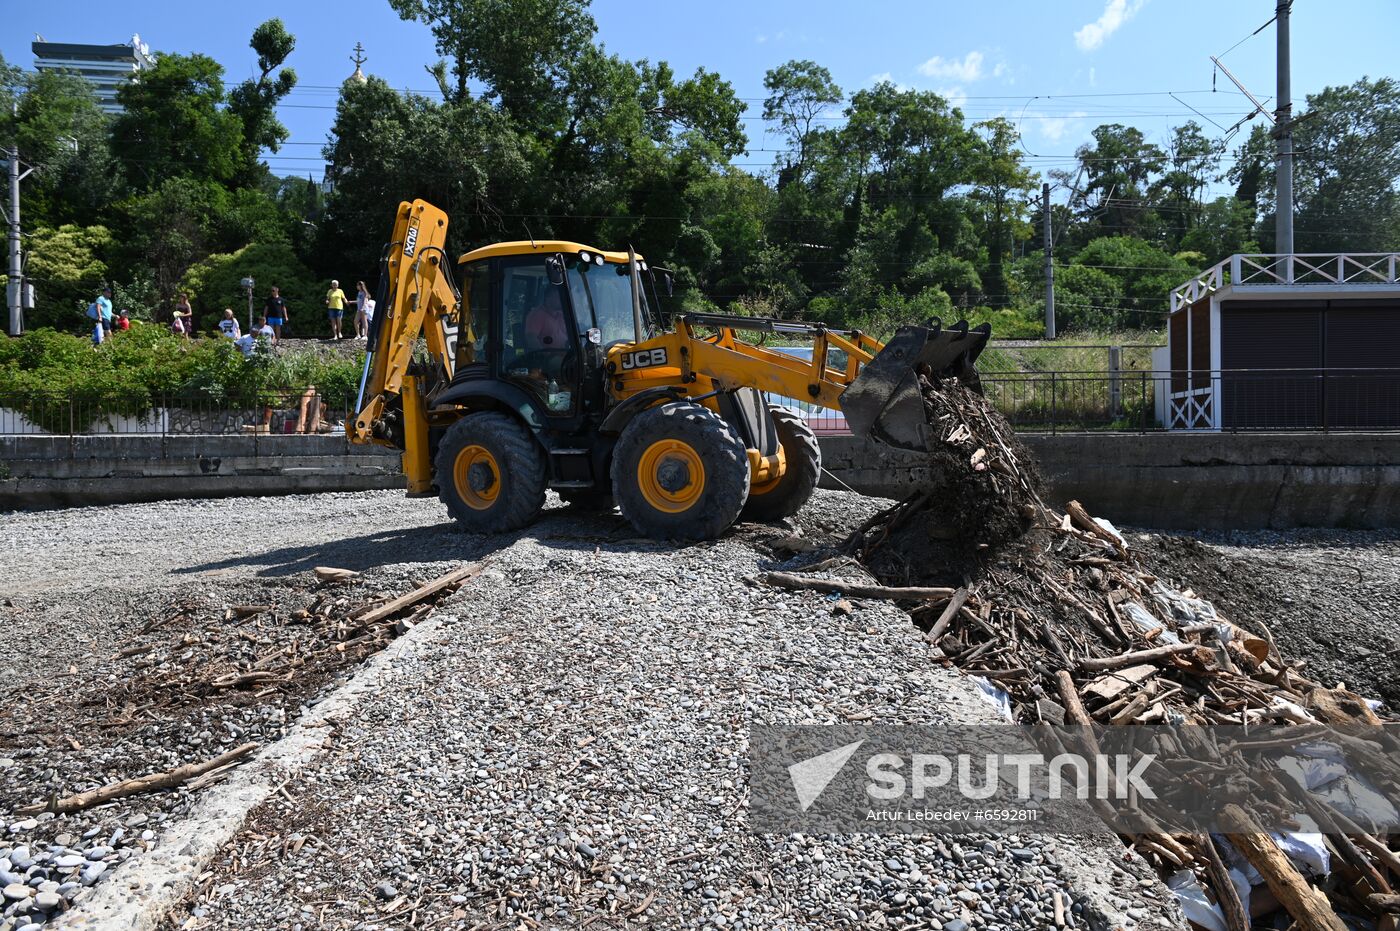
(157, 511), (1161, 930)
(1138, 528), (1400, 708)
(1, 490), (1177, 930)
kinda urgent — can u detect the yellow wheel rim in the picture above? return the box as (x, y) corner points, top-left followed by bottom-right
(453, 444), (500, 511)
(638, 439), (706, 514)
(749, 473), (782, 496)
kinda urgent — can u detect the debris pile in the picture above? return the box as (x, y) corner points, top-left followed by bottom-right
(775, 372), (1399, 931)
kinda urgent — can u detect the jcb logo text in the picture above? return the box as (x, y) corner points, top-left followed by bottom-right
(620, 348), (668, 370)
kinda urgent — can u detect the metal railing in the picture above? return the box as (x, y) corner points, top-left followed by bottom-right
(1171, 252), (1400, 311)
(0, 389), (355, 438)
(794, 368), (1400, 434)
(6, 370), (1400, 437)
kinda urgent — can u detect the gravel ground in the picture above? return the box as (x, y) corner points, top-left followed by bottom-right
(0, 490), (1177, 931)
(1136, 528), (1400, 709)
(156, 497), (1166, 931)
(0, 491), (490, 929)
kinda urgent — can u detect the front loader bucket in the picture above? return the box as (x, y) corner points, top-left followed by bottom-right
(841, 319), (991, 452)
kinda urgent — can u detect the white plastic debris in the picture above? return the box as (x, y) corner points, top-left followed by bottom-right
(1165, 868), (1252, 931)
(968, 675), (1013, 722)
(1092, 516), (1126, 546)
(1121, 601), (1182, 644)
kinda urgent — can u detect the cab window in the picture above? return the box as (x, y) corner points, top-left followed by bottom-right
(500, 259), (576, 414)
(567, 257), (651, 347)
(457, 260), (490, 368)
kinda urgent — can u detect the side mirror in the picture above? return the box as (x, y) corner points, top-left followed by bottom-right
(546, 254), (565, 287)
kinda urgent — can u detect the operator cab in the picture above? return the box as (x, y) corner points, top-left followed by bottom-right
(453, 241), (667, 421)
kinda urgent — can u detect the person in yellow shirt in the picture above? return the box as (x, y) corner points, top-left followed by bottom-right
(325, 279), (348, 340)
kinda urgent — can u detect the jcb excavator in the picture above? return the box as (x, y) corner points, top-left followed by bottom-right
(349, 199), (989, 542)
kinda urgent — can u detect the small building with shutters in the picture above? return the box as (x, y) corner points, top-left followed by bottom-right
(1162, 253), (1400, 430)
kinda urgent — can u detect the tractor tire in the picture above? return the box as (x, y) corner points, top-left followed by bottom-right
(435, 412), (546, 533)
(612, 401), (750, 542)
(743, 406), (822, 522)
(558, 488), (616, 512)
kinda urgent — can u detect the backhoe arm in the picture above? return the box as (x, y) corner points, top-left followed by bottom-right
(350, 200), (460, 447)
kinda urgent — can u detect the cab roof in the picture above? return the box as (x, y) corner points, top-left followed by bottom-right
(456, 240), (643, 265)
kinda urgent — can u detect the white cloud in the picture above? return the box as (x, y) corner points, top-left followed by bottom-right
(939, 87), (969, 109)
(1088, 66), (1097, 87)
(755, 34), (767, 44)
(917, 50), (984, 82)
(1036, 110), (1089, 142)
(992, 61), (1009, 80)
(1074, 0), (1146, 52)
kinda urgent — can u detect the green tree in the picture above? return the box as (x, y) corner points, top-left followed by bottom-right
(112, 53), (245, 189)
(180, 240), (319, 333)
(1149, 121), (1224, 250)
(227, 19), (299, 184)
(1179, 197), (1258, 262)
(970, 118), (1038, 307)
(762, 60), (842, 183)
(20, 225), (113, 330)
(388, 0), (596, 120)
(1069, 124), (1166, 241)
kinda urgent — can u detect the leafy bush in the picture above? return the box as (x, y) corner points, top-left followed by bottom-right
(179, 240), (320, 336)
(17, 224), (113, 330)
(0, 326), (365, 430)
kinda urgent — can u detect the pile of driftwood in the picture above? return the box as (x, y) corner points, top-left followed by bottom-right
(100, 563), (482, 713)
(19, 563), (483, 818)
(767, 373), (1399, 931)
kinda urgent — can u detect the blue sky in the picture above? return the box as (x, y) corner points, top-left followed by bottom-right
(5, 0), (1397, 195)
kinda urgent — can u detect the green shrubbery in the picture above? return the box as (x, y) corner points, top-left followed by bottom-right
(0, 326), (364, 426)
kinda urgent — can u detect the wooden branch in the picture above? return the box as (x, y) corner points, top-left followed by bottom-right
(354, 563), (484, 627)
(1078, 642), (1207, 672)
(763, 572), (955, 602)
(1369, 895), (1400, 914)
(924, 587), (971, 644)
(1221, 804), (1348, 931)
(17, 743), (258, 815)
(1195, 834), (1250, 931)
(313, 566), (360, 584)
(1066, 499), (1125, 552)
(1055, 671), (1092, 727)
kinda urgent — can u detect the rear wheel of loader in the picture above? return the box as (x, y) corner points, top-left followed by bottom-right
(436, 412), (546, 532)
(612, 401), (750, 542)
(743, 406), (821, 522)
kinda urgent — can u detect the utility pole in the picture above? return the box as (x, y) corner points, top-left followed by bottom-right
(6, 143), (22, 336)
(1274, 0), (1293, 259)
(1043, 182), (1056, 340)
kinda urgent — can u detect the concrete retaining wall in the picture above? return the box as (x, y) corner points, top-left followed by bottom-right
(820, 432), (1400, 530)
(7, 430), (1399, 529)
(0, 434), (404, 510)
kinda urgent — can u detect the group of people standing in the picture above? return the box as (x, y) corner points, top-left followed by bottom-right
(88, 279), (377, 350)
(253, 280), (375, 345)
(86, 287), (130, 344)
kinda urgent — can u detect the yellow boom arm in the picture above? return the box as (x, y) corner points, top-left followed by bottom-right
(350, 200), (461, 448)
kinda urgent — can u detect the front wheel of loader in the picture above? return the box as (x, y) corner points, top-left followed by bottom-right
(612, 401), (750, 542)
(436, 412), (546, 532)
(743, 406), (821, 522)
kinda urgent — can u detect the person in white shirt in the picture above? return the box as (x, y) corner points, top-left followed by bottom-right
(355, 281), (373, 340)
(236, 316), (276, 356)
(217, 308), (242, 340)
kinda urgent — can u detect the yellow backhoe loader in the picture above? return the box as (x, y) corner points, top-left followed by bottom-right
(349, 199), (989, 541)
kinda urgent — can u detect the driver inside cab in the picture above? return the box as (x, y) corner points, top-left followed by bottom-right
(520, 286), (573, 411)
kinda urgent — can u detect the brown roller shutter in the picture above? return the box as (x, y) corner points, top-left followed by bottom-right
(1169, 312), (1187, 393)
(1220, 303), (1323, 428)
(1323, 300), (1400, 428)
